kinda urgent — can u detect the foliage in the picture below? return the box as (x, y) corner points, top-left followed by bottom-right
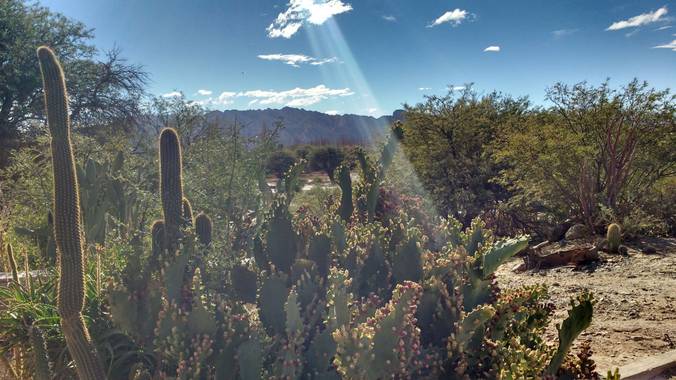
(400, 87), (529, 226)
(0, 0), (146, 143)
(308, 145), (345, 180)
(497, 80), (675, 233)
(265, 149), (297, 178)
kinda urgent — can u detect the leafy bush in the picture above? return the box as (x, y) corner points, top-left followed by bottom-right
(497, 80), (675, 234)
(400, 88), (529, 226)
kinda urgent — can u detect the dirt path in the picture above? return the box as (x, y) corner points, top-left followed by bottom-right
(496, 238), (676, 372)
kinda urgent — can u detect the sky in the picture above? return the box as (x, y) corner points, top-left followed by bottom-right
(41, 0), (676, 116)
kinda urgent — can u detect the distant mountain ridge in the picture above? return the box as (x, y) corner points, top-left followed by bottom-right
(206, 107), (405, 145)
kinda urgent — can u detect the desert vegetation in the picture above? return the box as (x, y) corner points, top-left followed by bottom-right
(0, 1), (674, 379)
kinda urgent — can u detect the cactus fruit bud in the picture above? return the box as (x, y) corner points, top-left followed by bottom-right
(38, 45), (106, 380)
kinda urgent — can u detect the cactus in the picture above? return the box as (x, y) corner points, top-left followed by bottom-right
(308, 234), (331, 278)
(37, 45), (106, 379)
(336, 165), (353, 222)
(29, 325), (53, 380)
(160, 128), (184, 251)
(231, 265), (257, 303)
(607, 223), (621, 253)
(195, 212), (212, 246)
(182, 197), (194, 226)
(546, 292), (594, 375)
(265, 201), (298, 273)
(5, 243), (18, 283)
(333, 281), (423, 380)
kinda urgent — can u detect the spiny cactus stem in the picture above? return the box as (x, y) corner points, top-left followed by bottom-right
(38, 45), (106, 380)
(6, 243), (18, 283)
(159, 128), (183, 251)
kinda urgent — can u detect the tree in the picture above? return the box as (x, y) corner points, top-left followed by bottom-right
(309, 146), (345, 180)
(266, 150), (296, 178)
(497, 80), (675, 232)
(400, 88), (529, 225)
(0, 0), (147, 142)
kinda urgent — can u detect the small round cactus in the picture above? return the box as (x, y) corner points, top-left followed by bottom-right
(606, 223), (621, 253)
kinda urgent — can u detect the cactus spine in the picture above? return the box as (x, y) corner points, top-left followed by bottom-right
(160, 128), (184, 251)
(606, 223), (621, 253)
(37, 46), (106, 380)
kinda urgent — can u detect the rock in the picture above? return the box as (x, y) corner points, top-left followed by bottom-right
(619, 245), (629, 255)
(565, 223), (591, 240)
(641, 246), (657, 254)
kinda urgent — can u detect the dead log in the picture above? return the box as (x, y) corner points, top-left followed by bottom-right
(525, 241), (599, 269)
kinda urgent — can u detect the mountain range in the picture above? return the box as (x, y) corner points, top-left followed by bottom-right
(206, 107), (405, 145)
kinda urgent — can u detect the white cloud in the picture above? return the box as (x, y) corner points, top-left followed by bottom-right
(428, 9), (471, 27)
(418, 87), (432, 91)
(552, 28), (579, 38)
(257, 54), (338, 67)
(325, 110), (339, 115)
(450, 85), (466, 91)
(382, 15), (397, 22)
(239, 85), (354, 107)
(656, 25), (672, 30)
(653, 39), (676, 51)
(483, 45), (501, 52)
(267, 0), (353, 38)
(162, 91), (182, 98)
(197, 89), (212, 96)
(606, 6), (668, 31)
(309, 57), (338, 65)
(367, 108), (378, 114)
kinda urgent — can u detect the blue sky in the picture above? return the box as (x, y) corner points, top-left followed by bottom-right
(41, 0), (676, 116)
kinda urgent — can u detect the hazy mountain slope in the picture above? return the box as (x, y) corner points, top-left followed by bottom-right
(206, 107), (404, 145)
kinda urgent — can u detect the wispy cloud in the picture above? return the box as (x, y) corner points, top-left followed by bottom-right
(382, 15), (397, 22)
(552, 28), (579, 38)
(483, 45), (501, 52)
(162, 91), (182, 98)
(325, 110), (339, 115)
(257, 53), (338, 67)
(367, 108), (378, 114)
(197, 89), (212, 96)
(656, 25), (672, 30)
(606, 6), (668, 31)
(267, 0), (353, 38)
(428, 9), (472, 27)
(240, 85), (354, 107)
(418, 87), (432, 91)
(653, 39), (676, 51)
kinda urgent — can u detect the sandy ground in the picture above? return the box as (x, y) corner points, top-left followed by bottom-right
(496, 237), (676, 373)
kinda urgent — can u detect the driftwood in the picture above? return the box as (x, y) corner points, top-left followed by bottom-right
(524, 241), (600, 269)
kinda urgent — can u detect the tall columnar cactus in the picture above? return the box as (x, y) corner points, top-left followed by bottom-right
(160, 128), (184, 251)
(5, 243), (18, 283)
(606, 223), (621, 253)
(37, 46), (106, 379)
